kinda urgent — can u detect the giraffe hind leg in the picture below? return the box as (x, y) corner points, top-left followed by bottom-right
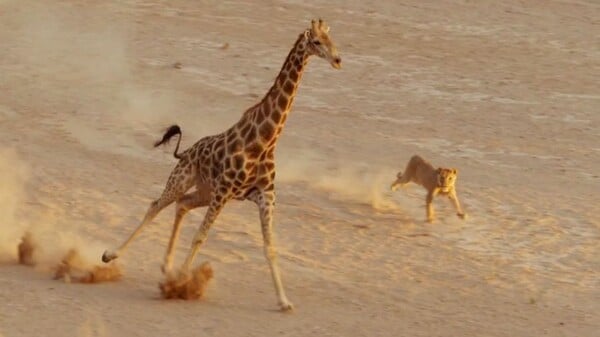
(102, 165), (195, 263)
(161, 185), (211, 274)
(179, 183), (231, 273)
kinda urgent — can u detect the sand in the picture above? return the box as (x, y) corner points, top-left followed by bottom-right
(0, 0), (598, 336)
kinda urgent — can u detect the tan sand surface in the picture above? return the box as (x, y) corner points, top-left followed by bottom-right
(0, 0), (598, 336)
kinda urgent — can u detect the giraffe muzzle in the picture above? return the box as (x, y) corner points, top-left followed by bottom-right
(332, 57), (342, 69)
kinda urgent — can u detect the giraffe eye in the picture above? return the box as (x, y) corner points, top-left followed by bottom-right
(313, 40), (321, 46)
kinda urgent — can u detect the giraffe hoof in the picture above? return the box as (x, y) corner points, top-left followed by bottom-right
(102, 250), (118, 263)
(279, 300), (294, 312)
(458, 213), (468, 220)
(160, 264), (172, 275)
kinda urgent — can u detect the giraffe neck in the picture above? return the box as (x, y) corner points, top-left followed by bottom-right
(235, 32), (310, 148)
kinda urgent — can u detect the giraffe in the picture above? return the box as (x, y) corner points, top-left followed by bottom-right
(101, 19), (341, 311)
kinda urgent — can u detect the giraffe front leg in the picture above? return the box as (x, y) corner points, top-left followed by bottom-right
(179, 197), (225, 274)
(162, 189), (211, 274)
(255, 190), (293, 311)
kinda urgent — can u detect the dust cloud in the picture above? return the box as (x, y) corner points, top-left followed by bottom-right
(0, 149), (29, 262)
(0, 149), (119, 282)
(277, 148), (398, 211)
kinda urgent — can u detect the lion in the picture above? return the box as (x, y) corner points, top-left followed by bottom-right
(391, 155), (467, 223)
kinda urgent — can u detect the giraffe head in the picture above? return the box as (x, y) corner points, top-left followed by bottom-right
(305, 19), (342, 69)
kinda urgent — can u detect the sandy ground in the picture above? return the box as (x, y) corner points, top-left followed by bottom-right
(0, 0), (599, 336)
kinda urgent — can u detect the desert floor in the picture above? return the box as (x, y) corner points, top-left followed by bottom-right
(0, 1), (598, 336)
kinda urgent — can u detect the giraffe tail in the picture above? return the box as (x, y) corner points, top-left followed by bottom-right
(154, 124), (183, 159)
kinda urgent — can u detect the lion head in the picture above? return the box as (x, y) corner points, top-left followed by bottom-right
(436, 168), (458, 193)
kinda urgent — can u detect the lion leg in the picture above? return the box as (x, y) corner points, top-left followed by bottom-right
(390, 172), (406, 191)
(448, 190), (467, 219)
(426, 190), (435, 223)
(391, 169), (413, 191)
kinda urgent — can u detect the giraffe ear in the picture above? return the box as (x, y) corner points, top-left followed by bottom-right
(311, 19), (319, 33)
(317, 18), (330, 33)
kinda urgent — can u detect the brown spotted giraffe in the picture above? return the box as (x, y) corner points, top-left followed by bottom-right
(101, 19), (341, 311)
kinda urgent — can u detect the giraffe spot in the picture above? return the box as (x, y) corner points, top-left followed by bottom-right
(246, 142), (263, 159)
(283, 81), (294, 96)
(285, 62), (293, 71)
(264, 161), (275, 172)
(289, 69), (298, 81)
(237, 170), (247, 182)
(227, 138), (242, 154)
(225, 169), (236, 180)
(257, 176), (270, 188)
(259, 122), (275, 141)
(277, 95), (288, 110)
(271, 109), (282, 123)
(231, 154), (244, 171)
(216, 147), (225, 160)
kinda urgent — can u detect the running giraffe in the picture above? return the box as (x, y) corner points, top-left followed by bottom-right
(102, 19), (341, 311)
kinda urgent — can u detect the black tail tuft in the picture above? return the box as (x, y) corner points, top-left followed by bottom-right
(154, 125), (183, 159)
